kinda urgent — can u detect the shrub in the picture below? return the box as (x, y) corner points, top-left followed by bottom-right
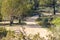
(36, 17), (52, 27)
(52, 17), (60, 26)
(0, 27), (7, 38)
(36, 16), (55, 28)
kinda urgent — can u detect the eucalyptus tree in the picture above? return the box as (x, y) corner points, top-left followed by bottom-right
(1, 0), (33, 25)
(53, 0), (56, 15)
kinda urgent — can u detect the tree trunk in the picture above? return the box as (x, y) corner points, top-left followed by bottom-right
(10, 16), (13, 26)
(19, 19), (21, 24)
(53, 0), (56, 15)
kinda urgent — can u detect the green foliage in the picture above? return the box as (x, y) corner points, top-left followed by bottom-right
(36, 17), (52, 27)
(36, 16), (60, 28)
(1, 30), (15, 40)
(39, 0), (53, 5)
(1, 0), (34, 19)
(0, 0), (58, 20)
(0, 27), (7, 38)
(52, 17), (60, 26)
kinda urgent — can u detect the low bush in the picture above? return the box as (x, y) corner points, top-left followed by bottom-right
(52, 17), (60, 26)
(0, 27), (7, 38)
(36, 17), (53, 27)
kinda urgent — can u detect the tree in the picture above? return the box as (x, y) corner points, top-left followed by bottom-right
(53, 0), (57, 15)
(1, 0), (33, 25)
